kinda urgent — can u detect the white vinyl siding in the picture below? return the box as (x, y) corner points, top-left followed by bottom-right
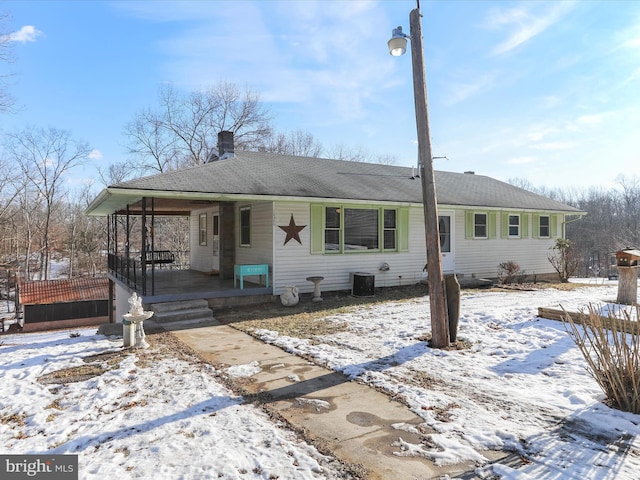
(190, 206), (219, 272)
(235, 202), (273, 266)
(274, 202), (424, 295)
(458, 210), (562, 278)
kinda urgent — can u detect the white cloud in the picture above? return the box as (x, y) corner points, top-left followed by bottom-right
(88, 149), (103, 160)
(576, 114), (604, 125)
(530, 141), (576, 151)
(621, 67), (640, 87)
(539, 95), (562, 109)
(485, 2), (576, 55)
(507, 156), (537, 165)
(147, 0), (395, 128)
(526, 125), (559, 142)
(446, 73), (497, 104)
(7, 25), (43, 43)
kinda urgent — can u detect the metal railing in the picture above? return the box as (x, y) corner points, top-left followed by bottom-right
(107, 251), (190, 296)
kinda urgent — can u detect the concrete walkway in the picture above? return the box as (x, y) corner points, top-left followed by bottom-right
(156, 319), (513, 480)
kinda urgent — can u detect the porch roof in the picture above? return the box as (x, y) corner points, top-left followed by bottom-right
(86, 151), (582, 216)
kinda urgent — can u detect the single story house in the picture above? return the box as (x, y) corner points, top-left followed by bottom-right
(86, 132), (582, 322)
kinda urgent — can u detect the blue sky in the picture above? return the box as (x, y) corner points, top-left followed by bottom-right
(3, 0), (640, 192)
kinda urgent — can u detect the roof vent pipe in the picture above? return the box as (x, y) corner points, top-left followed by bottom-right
(218, 131), (235, 160)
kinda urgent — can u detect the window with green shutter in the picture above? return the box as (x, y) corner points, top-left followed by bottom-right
(508, 214), (520, 237)
(310, 204), (408, 254)
(383, 209), (397, 250)
(466, 211), (495, 239)
(475, 213), (488, 238)
(539, 215), (550, 237)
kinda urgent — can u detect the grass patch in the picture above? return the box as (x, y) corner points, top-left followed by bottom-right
(0, 412), (26, 427)
(34, 330), (199, 385)
(38, 364), (108, 384)
(232, 313), (349, 339)
(219, 282), (592, 341)
(217, 284), (430, 338)
(45, 399), (63, 410)
(483, 281), (600, 293)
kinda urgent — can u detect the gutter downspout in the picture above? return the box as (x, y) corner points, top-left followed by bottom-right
(562, 213), (585, 239)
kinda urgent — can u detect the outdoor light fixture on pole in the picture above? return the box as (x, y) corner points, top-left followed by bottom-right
(388, 3), (450, 348)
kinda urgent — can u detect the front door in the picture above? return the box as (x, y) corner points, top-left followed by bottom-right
(438, 212), (455, 272)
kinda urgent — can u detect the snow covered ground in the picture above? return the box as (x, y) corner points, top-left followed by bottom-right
(0, 330), (347, 479)
(1, 280), (640, 479)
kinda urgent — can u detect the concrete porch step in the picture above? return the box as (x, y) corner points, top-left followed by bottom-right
(150, 299), (210, 313)
(149, 300), (213, 324)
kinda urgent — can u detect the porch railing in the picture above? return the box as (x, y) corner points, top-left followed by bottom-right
(107, 251), (190, 296)
(108, 253), (142, 293)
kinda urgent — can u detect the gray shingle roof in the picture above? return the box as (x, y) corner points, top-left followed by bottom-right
(111, 151), (579, 212)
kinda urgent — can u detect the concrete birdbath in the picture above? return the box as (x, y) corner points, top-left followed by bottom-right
(123, 293), (154, 349)
(306, 276), (324, 302)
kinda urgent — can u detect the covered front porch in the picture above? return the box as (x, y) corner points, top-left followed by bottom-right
(109, 268), (273, 323)
(111, 268), (272, 304)
(100, 194), (273, 321)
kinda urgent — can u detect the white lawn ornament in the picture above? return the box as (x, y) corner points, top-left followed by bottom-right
(123, 293), (154, 348)
(280, 286), (299, 306)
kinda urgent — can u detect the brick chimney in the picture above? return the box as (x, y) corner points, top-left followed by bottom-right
(217, 131), (234, 160)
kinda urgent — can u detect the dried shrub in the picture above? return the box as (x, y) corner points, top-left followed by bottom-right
(497, 261), (525, 285)
(563, 305), (640, 413)
(548, 238), (580, 283)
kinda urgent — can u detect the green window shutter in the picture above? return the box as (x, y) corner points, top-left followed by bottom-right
(551, 214), (558, 238)
(397, 207), (409, 252)
(533, 214), (540, 239)
(465, 211), (474, 239)
(310, 204), (324, 254)
(488, 212), (497, 239)
(521, 213), (529, 238)
(501, 212), (509, 238)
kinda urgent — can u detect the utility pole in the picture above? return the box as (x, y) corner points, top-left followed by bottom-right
(409, 7), (449, 347)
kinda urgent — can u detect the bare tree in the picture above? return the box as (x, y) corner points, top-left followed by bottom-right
(15, 179), (41, 280)
(62, 186), (107, 277)
(325, 143), (397, 165)
(0, 12), (16, 112)
(258, 129), (324, 157)
(4, 126), (92, 279)
(97, 159), (138, 186)
(616, 174), (640, 248)
(125, 81), (273, 173)
(326, 143), (373, 163)
(0, 154), (20, 223)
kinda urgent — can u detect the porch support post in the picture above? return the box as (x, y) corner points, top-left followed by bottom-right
(114, 213), (118, 256)
(126, 205), (130, 283)
(151, 197), (155, 296)
(220, 202), (236, 280)
(141, 197), (147, 296)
